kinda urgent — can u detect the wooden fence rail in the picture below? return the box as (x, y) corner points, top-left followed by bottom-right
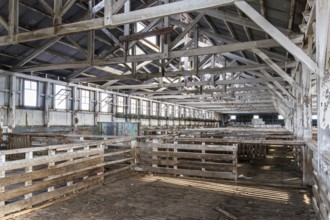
(0, 136), (136, 218)
(135, 142), (238, 181)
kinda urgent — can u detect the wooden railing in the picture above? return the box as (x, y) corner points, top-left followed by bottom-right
(305, 141), (330, 220)
(0, 136), (136, 218)
(135, 140), (238, 181)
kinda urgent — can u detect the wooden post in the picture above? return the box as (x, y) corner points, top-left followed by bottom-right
(47, 149), (55, 192)
(94, 91), (100, 126)
(173, 140), (178, 170)
(67, 148), (74, 186)
(8, 75), (16, 131)
(98, 144), (104, 183)
(44, 82), (50, 127)
(152, 139), (158, 168)
(0, 154), (5, 217)
(24, 151), (33, 199)
(130, 140), (137, 169)
(72, 86), (78, 127)
(83, 144), (90, 180)
(202, 142), (206, 171)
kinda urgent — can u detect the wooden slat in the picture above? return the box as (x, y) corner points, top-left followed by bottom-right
(139, 158), (235, 170)
(0, 156), (103, 187)
(1, 149), (102, 171)
(135, 166), (236, 180)
(104, 149), (133, 157)
(2, 176), (101, 216)
(104, 165), (132, 177)
(138, 150), (235, 161)
(138, 142), (237, 151)
(1, 168), (100, 201)
(103, 157), (134, 166)
(0, 136), (136, 156)
(172, 138), (304, 145)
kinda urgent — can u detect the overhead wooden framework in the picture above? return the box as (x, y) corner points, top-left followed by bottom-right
(0, 0), (319, 116)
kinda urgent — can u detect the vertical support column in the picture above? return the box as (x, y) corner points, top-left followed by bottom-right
(302, 37), (313, 186)
(148, 100), (151, 127)
(8, 0), (19, 43)
(24, 151), (33, 201)
(47, 149), (55, 192)
(94, 91), (99, 126)
(104, 0), (113, 26)
(316, 0), (330, 152)
(194, 27), (199, 76)
(53, 0), (62, 34)
(112, 94), (117, 122)
(126, 96), (131, 122)
(88, 0), (95, 64)
(296, 65), (304, 139)
(44, 82), (50, 127)
(0, 154), (5, 216)
(8, 75), (16, 132)
(72, 86), (78, 127)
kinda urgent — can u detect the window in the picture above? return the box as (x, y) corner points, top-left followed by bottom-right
(131, 98), (137, 114)
(24, 80), (38, 107)
(230, 115), (236, 120)
(253, 115), (259, 119)
(180, 107), (185, 117)
(186, 108), (191, 118)
(55, 85), (68, 110)
(152, 103), (158, 116)
(117, 96), (124, 113)
(174, 106), (179, 117)
(142, 100), (148, 115)
(100, 93), (111, 113)
(278, 115), (284, 120)
(81, 90), (90, 111)
(161, 104), (166, 117)
(168, 105), (173, 117)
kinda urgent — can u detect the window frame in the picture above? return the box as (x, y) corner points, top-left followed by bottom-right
(54, 84), (69, 110)
(117, 96), (125, 113)
(130, 98), (137, 115)
(23, 79), (38, 108)
(81, 89), (90, 111)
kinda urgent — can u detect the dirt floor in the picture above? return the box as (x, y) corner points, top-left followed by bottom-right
(14, 145), (314, 220)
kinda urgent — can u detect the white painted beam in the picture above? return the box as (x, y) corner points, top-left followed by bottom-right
(108, 0), (237, 26)
(235, 1), (318, 74)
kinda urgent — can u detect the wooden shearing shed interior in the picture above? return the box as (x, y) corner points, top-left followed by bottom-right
(0, 0), (329, 219)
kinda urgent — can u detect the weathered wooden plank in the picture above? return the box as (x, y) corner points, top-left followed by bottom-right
(104, 165), (132, 177)
(173, 138), (304, 145)
(103, 157), (134, 166)
(135, 167), (236, 180)
(1, 168), (100, 201)
(138, 142), (237, 151)
(104, 149), (133, 157)
(138, 150), (235, 161)
(139, 159), (235, 170)
(1, 149), (103, 171)
(2, 176), (101, 216)
(0, 156), (103, 187)
(0, 137), (136, 156)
